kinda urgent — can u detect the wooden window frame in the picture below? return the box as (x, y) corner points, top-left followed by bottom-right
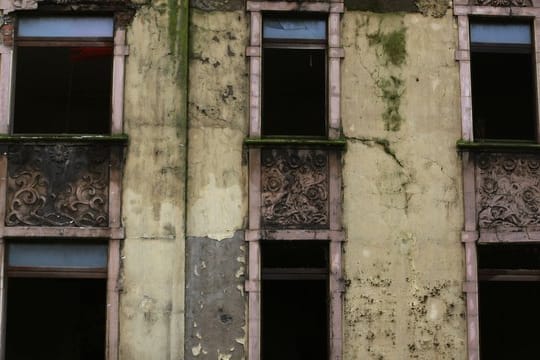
(0, 11), (129, 360)
(455, 2), (540, 360)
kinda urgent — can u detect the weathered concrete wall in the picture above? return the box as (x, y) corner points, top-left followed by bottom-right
(342, 11), (465, 360)
(185, 8), (248, 360)
(120, 0), (189, 358)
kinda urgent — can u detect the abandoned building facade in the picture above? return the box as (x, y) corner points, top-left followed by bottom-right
(0, 0), (539, 358)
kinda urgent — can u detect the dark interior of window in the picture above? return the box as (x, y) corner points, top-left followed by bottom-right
(479, 281), (540, 359)
(14, 46), (112, 134)
(261, 241), (328, 360)
(478, 244), (540, 358)
(471, 51), (536, 141)
(262, 48), (326, 137)
(478, 243), (540, 269)
(6, 278), (106, 360)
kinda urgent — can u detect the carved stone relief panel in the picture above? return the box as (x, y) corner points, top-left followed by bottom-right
(261, 148), (329, 229)
(473, 0), (532, 6)
(6, 144), (110, 227)
(476, 153), (540, 229)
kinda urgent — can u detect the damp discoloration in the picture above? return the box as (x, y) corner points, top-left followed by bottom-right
(342, 10), (465, 360)
(185, 232), (246, 360)
(120, 1), (188, 358)
(187, 10), (248, 241)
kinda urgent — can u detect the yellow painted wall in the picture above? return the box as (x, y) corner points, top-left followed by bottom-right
(120, 0), (188, 357)
(342, 11), (466, 359)
(118, 4), (466, 359)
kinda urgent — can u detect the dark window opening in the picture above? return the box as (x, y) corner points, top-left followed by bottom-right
(261, 241), (328, 360)
(13, 46), (113, 134)
(470, 20), (536, 141)
(478, 244), (540, 358)
(5, 278), (106, 360)
(262, 48), (326, 137)
(478, 243), (540, 270)
(471, 51), (536, 140)
(479, 281), (540, 359)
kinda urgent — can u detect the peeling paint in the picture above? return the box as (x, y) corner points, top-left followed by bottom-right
(192, 343), (202, 356)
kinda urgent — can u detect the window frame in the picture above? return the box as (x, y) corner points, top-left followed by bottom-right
(245, 3), (344, 360)
(468, 17), (538, 141)
(0, 14), (128, 135)
(0, 10), (129, 360)
(12, 16), (115, 135)
(261, 15), (329, 138)
(455, 2), (540, 360)
(246, 1), (344, 140)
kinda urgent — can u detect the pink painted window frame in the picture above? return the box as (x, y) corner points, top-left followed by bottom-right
(455, 1), (540, 360)
(245, 2), (344, 360)
(0, 13), (128, 360)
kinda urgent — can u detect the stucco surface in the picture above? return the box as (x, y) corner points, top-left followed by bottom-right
(185, 9), (248, 359)
(342, 12), (466, 359)
(187, 10), (248, 241)
(120, 2), (188, 358)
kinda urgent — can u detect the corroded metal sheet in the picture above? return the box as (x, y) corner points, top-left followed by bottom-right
(476, 153), (540, 229)
(6, 144), (110, 227)
(261, 148), (329, 229)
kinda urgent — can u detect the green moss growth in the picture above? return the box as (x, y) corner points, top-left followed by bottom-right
(378, 76), (405, 131)
(368, 27), (407, 67)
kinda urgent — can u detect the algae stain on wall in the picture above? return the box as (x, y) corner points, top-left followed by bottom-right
(366, 19), (407, 131)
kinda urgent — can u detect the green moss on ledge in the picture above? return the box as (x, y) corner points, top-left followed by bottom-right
(0, 134), (129, 144)
(457, 139), (540, 152)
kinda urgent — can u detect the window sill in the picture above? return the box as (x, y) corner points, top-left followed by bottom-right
(0, 134), (129, 144)
(457, 139), (540, 152)
(244, 137), (346, 148)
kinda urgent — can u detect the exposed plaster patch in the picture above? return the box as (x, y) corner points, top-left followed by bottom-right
(235, 266), (244, 278)
(192, 343), (202, 356)
(185, 232), (246, 359)
(217, 350), (233, 360)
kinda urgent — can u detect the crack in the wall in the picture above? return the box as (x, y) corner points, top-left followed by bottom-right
(346, 136), (416, 214)
(346, 136), (404, 168)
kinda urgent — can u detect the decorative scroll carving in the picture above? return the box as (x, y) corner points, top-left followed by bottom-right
(474, 0), (532, 6)
(476, 153), (540, 229)
(6, 144), (110, 227)
(261, 148), (329, 228)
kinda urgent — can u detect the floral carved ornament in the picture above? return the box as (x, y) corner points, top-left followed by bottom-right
(475, 0), (532, 6)
(261, 148), (329, 228)
(476, 153), (540, 229)
(6, 144), (110, 227)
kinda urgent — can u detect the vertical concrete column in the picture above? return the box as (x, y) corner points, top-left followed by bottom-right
(0, 45), (13, 133)
(456, 15), (473, 141)
(112, 28), (128, 134)
(106, 238), (121, 360)
(535, 18), (540, 141)
(462, 151), (479, 360)
(248, 11), (262, 137)
(247, 147), (261, 360)
(328, 6), (343, 140)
